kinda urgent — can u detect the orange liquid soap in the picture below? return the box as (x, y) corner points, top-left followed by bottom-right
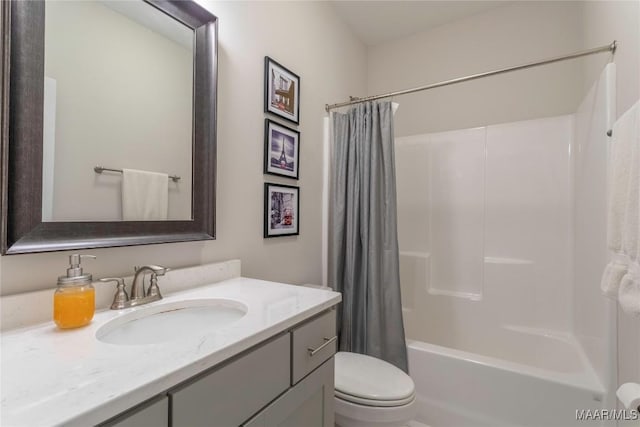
(53, 286), (95, 329)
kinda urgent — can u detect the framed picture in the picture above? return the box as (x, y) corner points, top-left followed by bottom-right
(264, 119), (300, 179)
(264, 183), (299, 238)
(264, 56), (300, 125)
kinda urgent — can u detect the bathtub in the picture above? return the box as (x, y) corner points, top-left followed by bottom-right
(407, 334), (606, 427)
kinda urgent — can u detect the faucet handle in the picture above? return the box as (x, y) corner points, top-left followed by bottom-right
(99, 278), (129, 310)
(146, 275), (163, 299)
(147, 266), (170, 298)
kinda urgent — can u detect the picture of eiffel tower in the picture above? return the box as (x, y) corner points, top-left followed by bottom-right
(279, 142), (288, 168)
(270, 129), (295, 173)
(266, 120), (299, 179)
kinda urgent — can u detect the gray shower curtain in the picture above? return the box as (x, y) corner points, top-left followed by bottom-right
(329, 101), (408, 372)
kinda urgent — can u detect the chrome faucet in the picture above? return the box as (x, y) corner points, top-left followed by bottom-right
(100, 265), (170, 310)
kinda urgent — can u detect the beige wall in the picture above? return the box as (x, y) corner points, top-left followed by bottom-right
(581, 0), (640, 411)
(367, 1), (584, 136)
(45, 1), (193, 221)
(0, 1), (367, 295)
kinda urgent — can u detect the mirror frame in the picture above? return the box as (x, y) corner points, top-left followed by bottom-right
(1, 0), (217, 255)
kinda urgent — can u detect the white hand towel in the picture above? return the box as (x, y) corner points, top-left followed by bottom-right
(619, 272), (640, 315)
(122, 168), (169, 221)
(601, 259), (628, 296)
(601, 100), (640, 316)
(623, 105), (640, 262)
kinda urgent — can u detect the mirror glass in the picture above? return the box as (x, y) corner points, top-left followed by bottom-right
(42, 0), (194, 222)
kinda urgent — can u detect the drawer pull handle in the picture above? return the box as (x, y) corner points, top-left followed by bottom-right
(308, 336), (337, 357)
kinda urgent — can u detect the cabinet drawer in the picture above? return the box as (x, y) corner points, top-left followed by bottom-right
(170, 333), (290, 427)
(291, 310), (336, 384)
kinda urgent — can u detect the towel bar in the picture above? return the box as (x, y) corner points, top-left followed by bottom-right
(94, 166), (181, 182)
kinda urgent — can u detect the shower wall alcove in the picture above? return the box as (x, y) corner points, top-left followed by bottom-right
(396, 64), (617, 427)
(398, 114), (573, 342)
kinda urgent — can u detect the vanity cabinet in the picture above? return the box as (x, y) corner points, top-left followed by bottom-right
(244, 309), (336, 427)
(99, 309), (336, 427)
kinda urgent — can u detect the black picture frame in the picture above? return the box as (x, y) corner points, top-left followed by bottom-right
(264, 56), (300, 125)
(1, 0), (218, 254)
(264, 183), (299, 238)
(263, 119), (300, 180)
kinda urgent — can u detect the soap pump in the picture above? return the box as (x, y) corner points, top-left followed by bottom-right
(53, 254), (97, 329)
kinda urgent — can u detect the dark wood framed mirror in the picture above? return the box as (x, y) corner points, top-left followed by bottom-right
(1, 0), (217, 254)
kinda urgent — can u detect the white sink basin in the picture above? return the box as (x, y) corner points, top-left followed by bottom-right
(96, 299), (248, 345)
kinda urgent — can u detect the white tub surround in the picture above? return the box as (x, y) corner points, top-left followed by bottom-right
(396, 100), (616, 425)
(0, 262), (341, 426)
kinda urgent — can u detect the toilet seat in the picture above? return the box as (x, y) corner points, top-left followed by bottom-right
(334, 351), (415, 408)
(335, 389), (415, 407)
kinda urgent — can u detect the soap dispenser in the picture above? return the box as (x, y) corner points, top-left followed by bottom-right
(53, 254), (97, 329)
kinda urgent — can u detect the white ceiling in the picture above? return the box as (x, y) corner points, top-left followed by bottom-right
(331, 1), (511, 46)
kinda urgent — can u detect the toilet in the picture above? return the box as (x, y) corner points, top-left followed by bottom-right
(334, 351), (417, 427)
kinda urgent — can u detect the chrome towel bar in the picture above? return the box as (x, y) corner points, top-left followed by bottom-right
(94, 165), (181, 182)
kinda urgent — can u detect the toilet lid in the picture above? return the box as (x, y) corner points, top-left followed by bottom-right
(334, 352), (415, 404)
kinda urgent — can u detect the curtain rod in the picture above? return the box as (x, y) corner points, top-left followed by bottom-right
(325, 41), (617, 112)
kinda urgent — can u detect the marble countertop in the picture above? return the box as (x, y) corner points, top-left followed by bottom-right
(0, 277), (341, 427)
